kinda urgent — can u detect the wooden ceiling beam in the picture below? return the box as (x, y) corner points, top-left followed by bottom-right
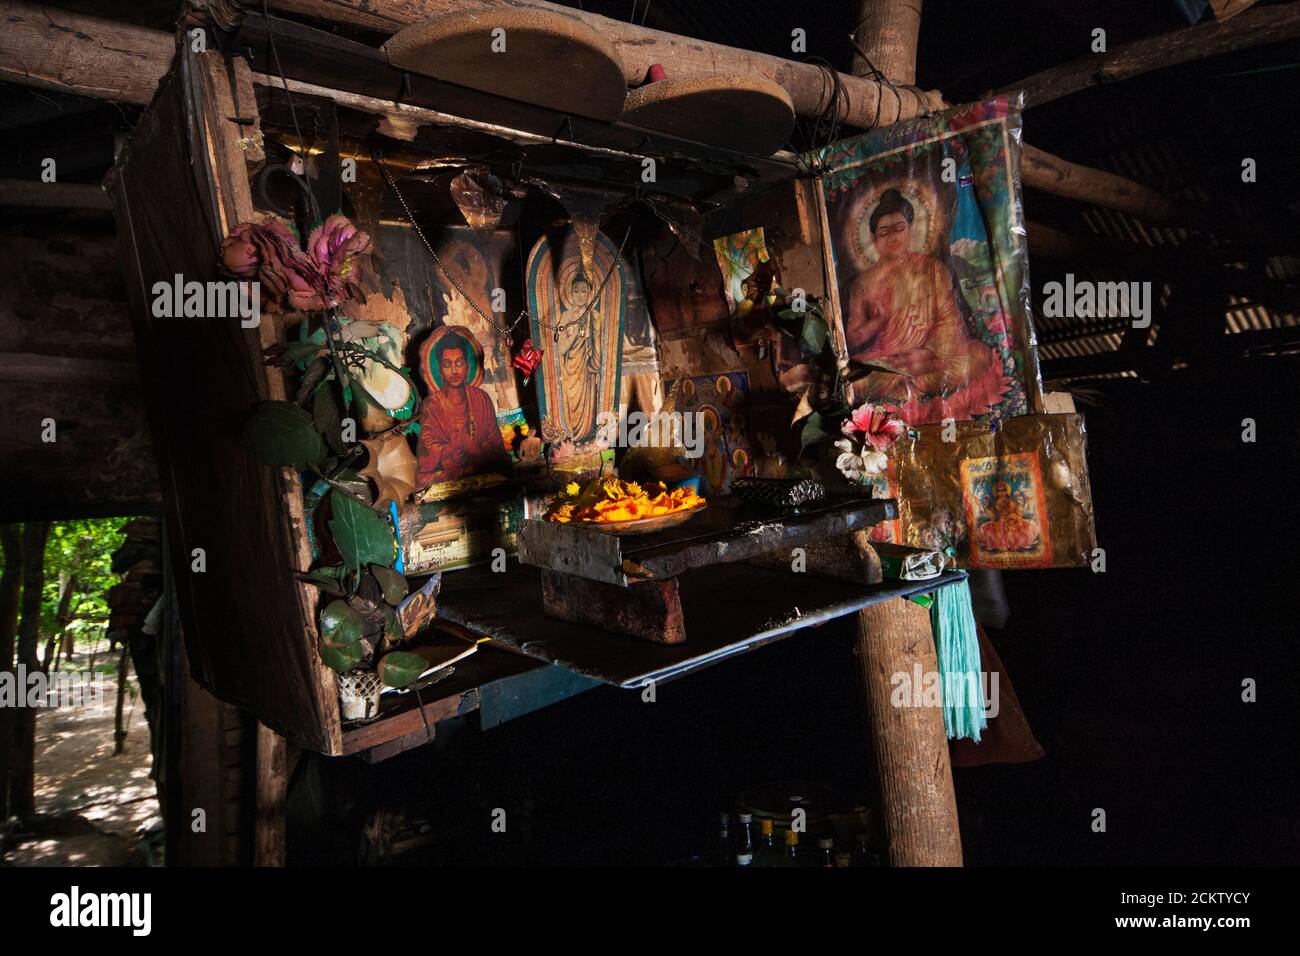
(0, 0), (1265, 243)
(235, 0), (945, 127)
(0, 0), (172, 106)
(0, 179), (113, 210)
(997, 0), (1300, 108)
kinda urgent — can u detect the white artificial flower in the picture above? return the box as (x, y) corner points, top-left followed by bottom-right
(860, 450), (888, 475)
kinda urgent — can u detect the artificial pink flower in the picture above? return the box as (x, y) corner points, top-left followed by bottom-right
(841, 402), (905, 452)
(221, 217), (330, 313)
(220, 222), (262, 277)
(307, 214), (374, 304)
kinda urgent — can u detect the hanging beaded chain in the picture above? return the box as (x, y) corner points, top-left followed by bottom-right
(374, 154), (633, 344)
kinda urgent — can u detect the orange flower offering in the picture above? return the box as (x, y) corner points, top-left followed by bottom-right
(544, 476), (705, 524)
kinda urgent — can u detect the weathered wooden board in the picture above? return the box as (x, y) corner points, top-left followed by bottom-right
(107, 61), (339, 753)
(541, 571), (685, 644)
(517, 496), (895, 585)
(383, 8), (628, 121)
(340, 644), (542, 756)
(621, 73), (794, 157)
(438, 561), (965, 688)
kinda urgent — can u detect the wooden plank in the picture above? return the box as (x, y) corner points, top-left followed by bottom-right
(339, 646), (540, 755)
(0, 352), (139, 386)
(438, 561), (966, 688)
(194, 51), (343, 754)
(516, 519), (624, 584)
(0, 0), (172, 106)
(541, 571), (685, 644)
(106, 64), (338, 752)
(747, 528), (883, 585)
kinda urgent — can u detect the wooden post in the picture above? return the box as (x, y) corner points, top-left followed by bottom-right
(11, 520), (48, 819)
(855, 596), (963, 865)
(0, 524), (23, 821)
(847, 3), (961, 866)
(851, 0), (924, 85)
(254, 723), (288, 865)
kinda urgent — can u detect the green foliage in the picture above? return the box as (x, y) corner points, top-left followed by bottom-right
(328, 492), (396, 572)
(41, 519), (128, 637)
(0, 518), (138, 667)
(318, 599), (366, 673)
(369, 565), (408, 606)
(377, 651), (425, 689)
(799, 411), (831, 455)
(240, 401), (328, 469)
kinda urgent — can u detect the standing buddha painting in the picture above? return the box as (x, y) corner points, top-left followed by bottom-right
(810, 95), (1041, 425)
(526, 228), (625, 464)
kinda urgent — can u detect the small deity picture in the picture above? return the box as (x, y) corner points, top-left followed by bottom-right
(415, 325), (511, 487)
(959, 451), (1052, 568)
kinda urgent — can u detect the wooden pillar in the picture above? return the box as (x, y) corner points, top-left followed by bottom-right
(254, 724), (288, 865)
(848, 2), (960, 865)
(855, 596), (963, 865)
(11, 521), (48, 819)
(852, 0), (923, 85)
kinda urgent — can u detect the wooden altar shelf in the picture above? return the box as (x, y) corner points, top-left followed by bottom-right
(516, 495), (896, 644)
(518, 496), (896, 586)
(437, 561), (967, 689)
(339, 641), (600, 762)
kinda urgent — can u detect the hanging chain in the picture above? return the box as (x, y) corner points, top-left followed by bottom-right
(373, 152), (634, 342)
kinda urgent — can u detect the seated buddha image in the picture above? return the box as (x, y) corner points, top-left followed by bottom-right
(844, 188), (1009, 423)
(975, 478), (1040, 552)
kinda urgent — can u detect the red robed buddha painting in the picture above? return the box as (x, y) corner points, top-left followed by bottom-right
(415, 326), (510, 486)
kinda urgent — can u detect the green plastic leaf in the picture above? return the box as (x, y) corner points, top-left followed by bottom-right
(299, 570), (346, 598)
(329, 491), (396, 572)
(319, 599), (366, 646)
(799, 411), (831, 454)
(318, 637), (363, 673)
(377, 651), (426, 689)
(282, 341), (326, 365)
(241, 401), (327, 469)
(800, 314), (829, 355)
(383, 607), (405, 647)
(369, 564), (409, 606)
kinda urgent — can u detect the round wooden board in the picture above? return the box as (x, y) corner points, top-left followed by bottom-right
(383, 8), (627, 122)
(622, 74), (795, 156)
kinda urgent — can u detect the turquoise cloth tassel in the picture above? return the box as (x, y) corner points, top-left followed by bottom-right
(929, 579), (987, 742)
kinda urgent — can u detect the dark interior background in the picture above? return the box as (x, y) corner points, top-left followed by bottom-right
(4, 1), (1298, 865)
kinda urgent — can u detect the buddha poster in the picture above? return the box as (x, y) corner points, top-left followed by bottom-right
(426, 228), (526, 447)
(809, 95), (1041, 425)
(414, 325), (512, 491)
(525, 229), (625, 457)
